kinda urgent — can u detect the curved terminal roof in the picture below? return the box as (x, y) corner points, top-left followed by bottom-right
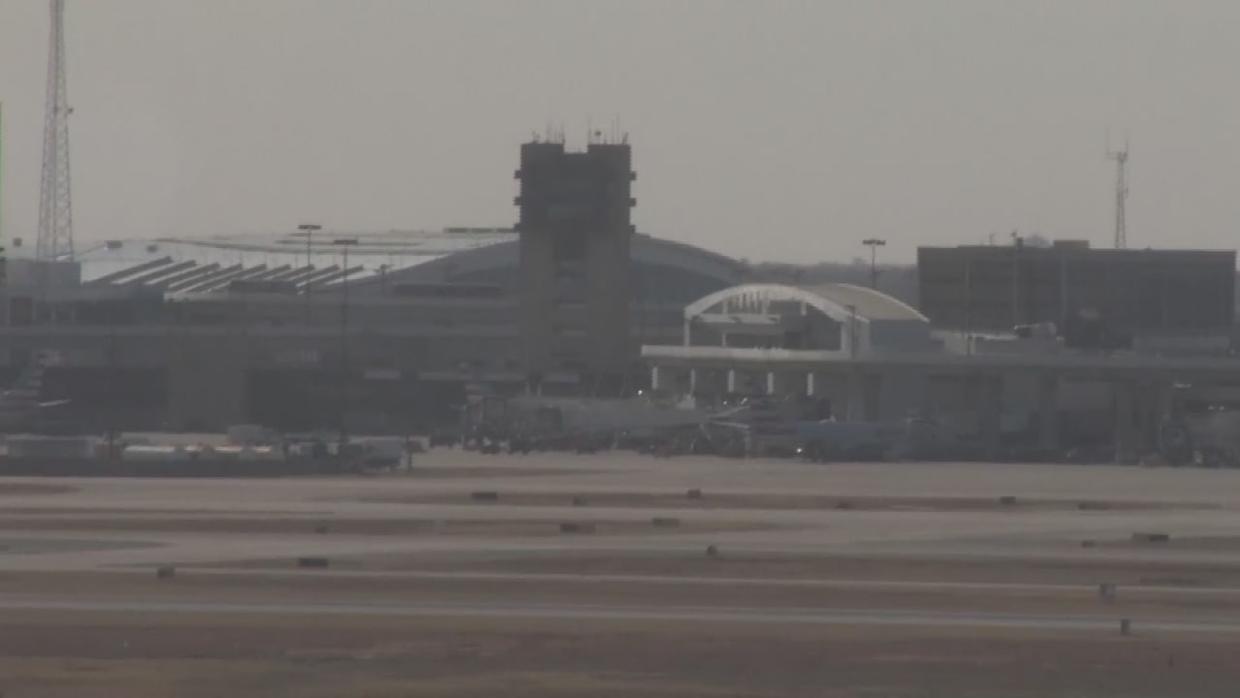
(797, 283), (928, 322)
(685, 282), (927, 324)
(57, 228), (515, 285)
(59, 228), (744, 296)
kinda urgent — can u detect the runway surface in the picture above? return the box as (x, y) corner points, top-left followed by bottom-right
(6, 450), (1240, 696)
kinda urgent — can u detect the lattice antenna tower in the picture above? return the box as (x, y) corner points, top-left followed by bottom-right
(37, 0), (74, 261)
(1106, 138), (1129, 249)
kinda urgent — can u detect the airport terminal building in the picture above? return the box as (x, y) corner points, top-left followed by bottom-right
(3, 138), (1240, 461)
(0, 220), (741, 432)
(0, 136), (744, 434)
(917, 242), (1236, 346)
(642, 262), (1240, 460)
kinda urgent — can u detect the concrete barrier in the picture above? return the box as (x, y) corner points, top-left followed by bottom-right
(559, 522), (596, 534)
(471, 491), (499, 502)
(651, 517), (681, 528)
(705, 544), (719, 558)
(686, 488), (703, 500)
(998, 495), (1017, 506)
(156, 565), (176, 579)
(1132, 532), (1171, 544)
(297, 557), (330, 568)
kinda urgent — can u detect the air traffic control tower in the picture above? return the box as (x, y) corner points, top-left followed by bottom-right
(515, 138), (636, 394)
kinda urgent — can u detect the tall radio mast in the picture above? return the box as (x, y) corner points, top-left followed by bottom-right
(37, 0), (74, 261)
(1105, 139), (1129, 249)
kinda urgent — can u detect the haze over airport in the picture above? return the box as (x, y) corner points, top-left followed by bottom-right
(3, 0), (1240, 263)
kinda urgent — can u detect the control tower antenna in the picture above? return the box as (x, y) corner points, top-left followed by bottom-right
(38, 0), (74, 261)
(1105, 137), (1129, 249)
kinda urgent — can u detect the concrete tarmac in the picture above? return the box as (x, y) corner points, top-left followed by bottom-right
(6, 449), (1240, 695)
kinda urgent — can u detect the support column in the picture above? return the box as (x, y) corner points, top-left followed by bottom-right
(804, 371), (833, 420)
(650, 365), (663, 391)
(726, 369), (737, 394)
(807, 371), (845, 420)
(689, 367), (698, 394)
(766, 371), (776, 396)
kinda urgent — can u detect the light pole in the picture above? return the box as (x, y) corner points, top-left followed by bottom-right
(846, 304), (859, 358)
(106, 304), (118, 459)
(332, 238), (358, 450)
(964, 258), (974, 356)
(298, 223), (321, 267)
(297, 224), (321, 324)
(862, 238), (886, 289)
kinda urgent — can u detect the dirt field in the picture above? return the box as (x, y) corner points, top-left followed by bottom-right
(4, 450), (1240, 696)
(4, 612), (1239, 698)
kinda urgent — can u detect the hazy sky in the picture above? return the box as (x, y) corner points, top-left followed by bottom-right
(1, 0), (1239, 263)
